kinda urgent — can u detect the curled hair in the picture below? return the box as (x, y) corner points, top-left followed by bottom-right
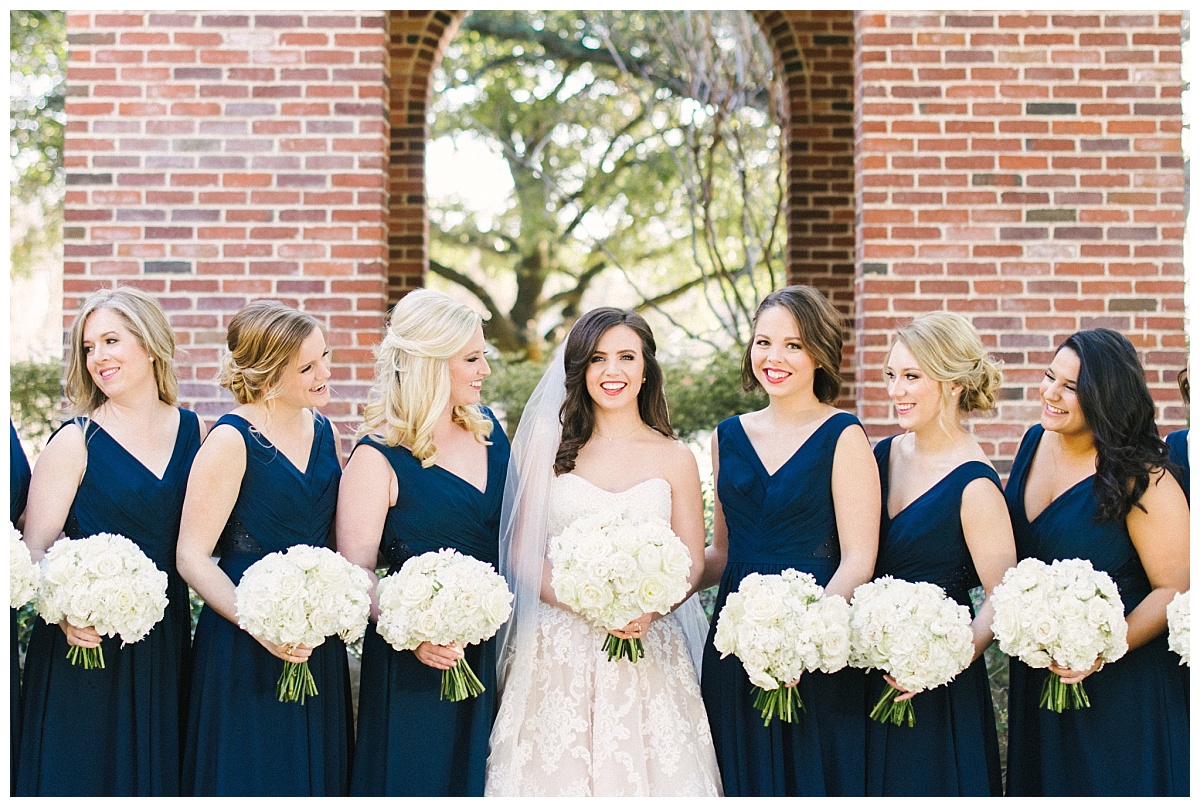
(218, 301), (320, 406)
(65, 286), (179, 417)
(894, 311), (1003, 416)
(742, 285), (844, 404)
(555, 308), (673, 475)
(357, 289), (492, 467)
(1058, 329), (1172, 522)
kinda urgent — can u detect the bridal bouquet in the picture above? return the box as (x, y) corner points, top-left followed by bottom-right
(36, 532), (169, 669)
(10, 524), (38, 610)
(236, 545), (372, 704)
(712, 568), (850, 726)
(375, 547), (513, 702)
(1166, 590), (1189, 666)
(990, 557), (1127, 712)
(550, 511), (692, 663)
(849, 576), (974, 727)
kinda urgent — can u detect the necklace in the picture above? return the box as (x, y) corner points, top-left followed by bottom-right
(594, 423), (642, 442)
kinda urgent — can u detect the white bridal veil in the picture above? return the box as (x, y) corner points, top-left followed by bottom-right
(494, 347), (711, 699)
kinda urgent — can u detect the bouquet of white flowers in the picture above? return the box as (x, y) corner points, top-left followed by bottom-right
(990, 557), (1127, 712)
(10, 523), (38, 610)
(849, 576), (975, 727)
(550, 511), (692, 662)
(235, 545), (372, 703)
(713, 568), (850, 726)
(36, 532), (169, 669)
(1166, 590), (1188, 666)
(375, 547), (513, 701)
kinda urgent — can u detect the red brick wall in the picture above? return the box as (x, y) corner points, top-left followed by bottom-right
(854, 11), (1186, 471)
(62, 11), (392, 441)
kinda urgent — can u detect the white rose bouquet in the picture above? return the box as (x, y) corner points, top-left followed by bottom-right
(849, 576), (975, 727)
(36, 532), (169, 670)
(1167, 590), (1189, 666)
(235, 545), (372, 704)
(10, 523), (39, 610)
(375, 547), (513, 701)
(712, 568), (850, 726)
(990, 557), (1127, 712)
(550, 511), (692, 663)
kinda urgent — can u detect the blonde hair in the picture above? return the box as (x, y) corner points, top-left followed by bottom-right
(218, 301), (320, 406)
(358, 289), (492, 467)
(892, 311), (1003, 416)
(65, 286), (179, 416)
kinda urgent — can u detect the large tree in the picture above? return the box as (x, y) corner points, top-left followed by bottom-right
(429, 11), (786, 360)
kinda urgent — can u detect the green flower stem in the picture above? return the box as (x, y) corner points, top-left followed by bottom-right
(1039, 674), (1090, 712)
(869, 683), (916, 727)
(441, 657), (486, 702)
(276, 660), (319, 704)
(602, 635), (644, 663)
(752, 684), (804, 727)
(65, 644), (105, 670)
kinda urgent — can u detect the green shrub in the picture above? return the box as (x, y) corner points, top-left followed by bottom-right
(10, 359), (63, 447)
(663, 348), (766, 440)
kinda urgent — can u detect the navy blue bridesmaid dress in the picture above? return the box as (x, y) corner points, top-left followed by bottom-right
(865, 436), (1002, 796)
(349, 408), (509, 796)
(1166, 429), (1188, 503)
(182, 411), (352, 796)
(10, 420), (32, 794)
(15, 410), (201, 796)
(1004, 424), (1189, 796)
(700, 412), (868, 796)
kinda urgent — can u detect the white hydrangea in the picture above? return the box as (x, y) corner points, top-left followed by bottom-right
(1167, 590), (1189, 666)
(36, 532), (169, 652)
(849, 576), (975, 725)
(236, 544), (372, 649)
(549, 511), (692, 632)
(713, 569), (850, 724)
(10, 523), (39, 610)
(375, 547), (513, 652)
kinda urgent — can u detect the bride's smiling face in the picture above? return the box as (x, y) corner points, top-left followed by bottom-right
(585, 324), (645, 413)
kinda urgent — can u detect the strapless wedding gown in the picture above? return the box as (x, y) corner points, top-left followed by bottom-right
(485, 473), (722, 796)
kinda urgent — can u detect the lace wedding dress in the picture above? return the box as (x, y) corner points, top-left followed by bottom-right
(485, 473), (723, 796)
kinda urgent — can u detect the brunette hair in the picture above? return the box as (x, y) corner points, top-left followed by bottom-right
(1057, 328), (1172, 522)
(741, 285), (844, 403)
(554, 308), (673, 475)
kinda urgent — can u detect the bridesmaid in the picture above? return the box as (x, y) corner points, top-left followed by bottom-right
(699, 285), (879, 796)
(1004, 328), (1189, 796)
(178, 301), (351, 796)
(1166, 365), (1188, 503)
(11, 420), (32, 794)
(16, 287), (204, 795)
(341, 290), (509, 796)
(867, 311), (1014, 795)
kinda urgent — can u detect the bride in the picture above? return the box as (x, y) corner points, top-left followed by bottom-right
(485, 308), (722, 796)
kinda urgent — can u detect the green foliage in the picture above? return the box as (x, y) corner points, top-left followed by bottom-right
(9, 359), (63, 446)
(663, 348), (765, 440)
(10, 10), (66, 278)
(482, 354), (552, 439)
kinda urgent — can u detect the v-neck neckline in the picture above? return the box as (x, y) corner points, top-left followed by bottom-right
(86, 410), (185, 483)
(227, 412), (320, 477)
(1019, 426), (1095, 525)
(882, 438), (991, 522)
(735, 412), (839, 479)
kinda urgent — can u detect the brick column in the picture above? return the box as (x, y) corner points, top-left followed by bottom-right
(855, 11), (1185, 470)
(63, 11), (391, 442)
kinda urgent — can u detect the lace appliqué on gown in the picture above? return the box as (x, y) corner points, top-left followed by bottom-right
(485, 474), (722, 796)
